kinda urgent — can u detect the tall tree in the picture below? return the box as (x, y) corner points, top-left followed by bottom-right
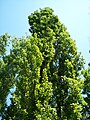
(0, 7), (86, 120)
(0, 33), (16, 119)
(28, 7), (86, 120)
(3, 34), (57, 119)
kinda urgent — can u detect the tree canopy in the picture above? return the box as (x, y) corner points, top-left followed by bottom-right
(0, 7), (89, 120)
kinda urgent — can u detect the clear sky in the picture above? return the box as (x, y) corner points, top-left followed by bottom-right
(0, 0), (90, 66)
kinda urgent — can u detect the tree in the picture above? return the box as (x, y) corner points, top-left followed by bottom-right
(28, 7), (86, 120)
(2, 34), (57, 119)
(0, 33), (15, 118)
(0, 7), (86, 120)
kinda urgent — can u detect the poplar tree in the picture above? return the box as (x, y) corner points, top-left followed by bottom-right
(0, 33), (14, 118)
(3, 30), (57, 119)
(28, 7), (86, 120)
(0, 7), (86, 120)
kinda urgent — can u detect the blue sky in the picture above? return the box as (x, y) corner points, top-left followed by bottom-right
(0, 0), (90, 66)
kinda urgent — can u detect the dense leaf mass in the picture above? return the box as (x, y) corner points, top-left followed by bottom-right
(0, 7), (88, 120)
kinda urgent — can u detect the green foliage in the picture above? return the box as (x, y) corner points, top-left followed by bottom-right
(0, 7), (87, 120)
(0, 33), (10, 56)
(82, 68), (90, 119)
(0, 33), (15, 118)
(28, 7), (86, 120)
